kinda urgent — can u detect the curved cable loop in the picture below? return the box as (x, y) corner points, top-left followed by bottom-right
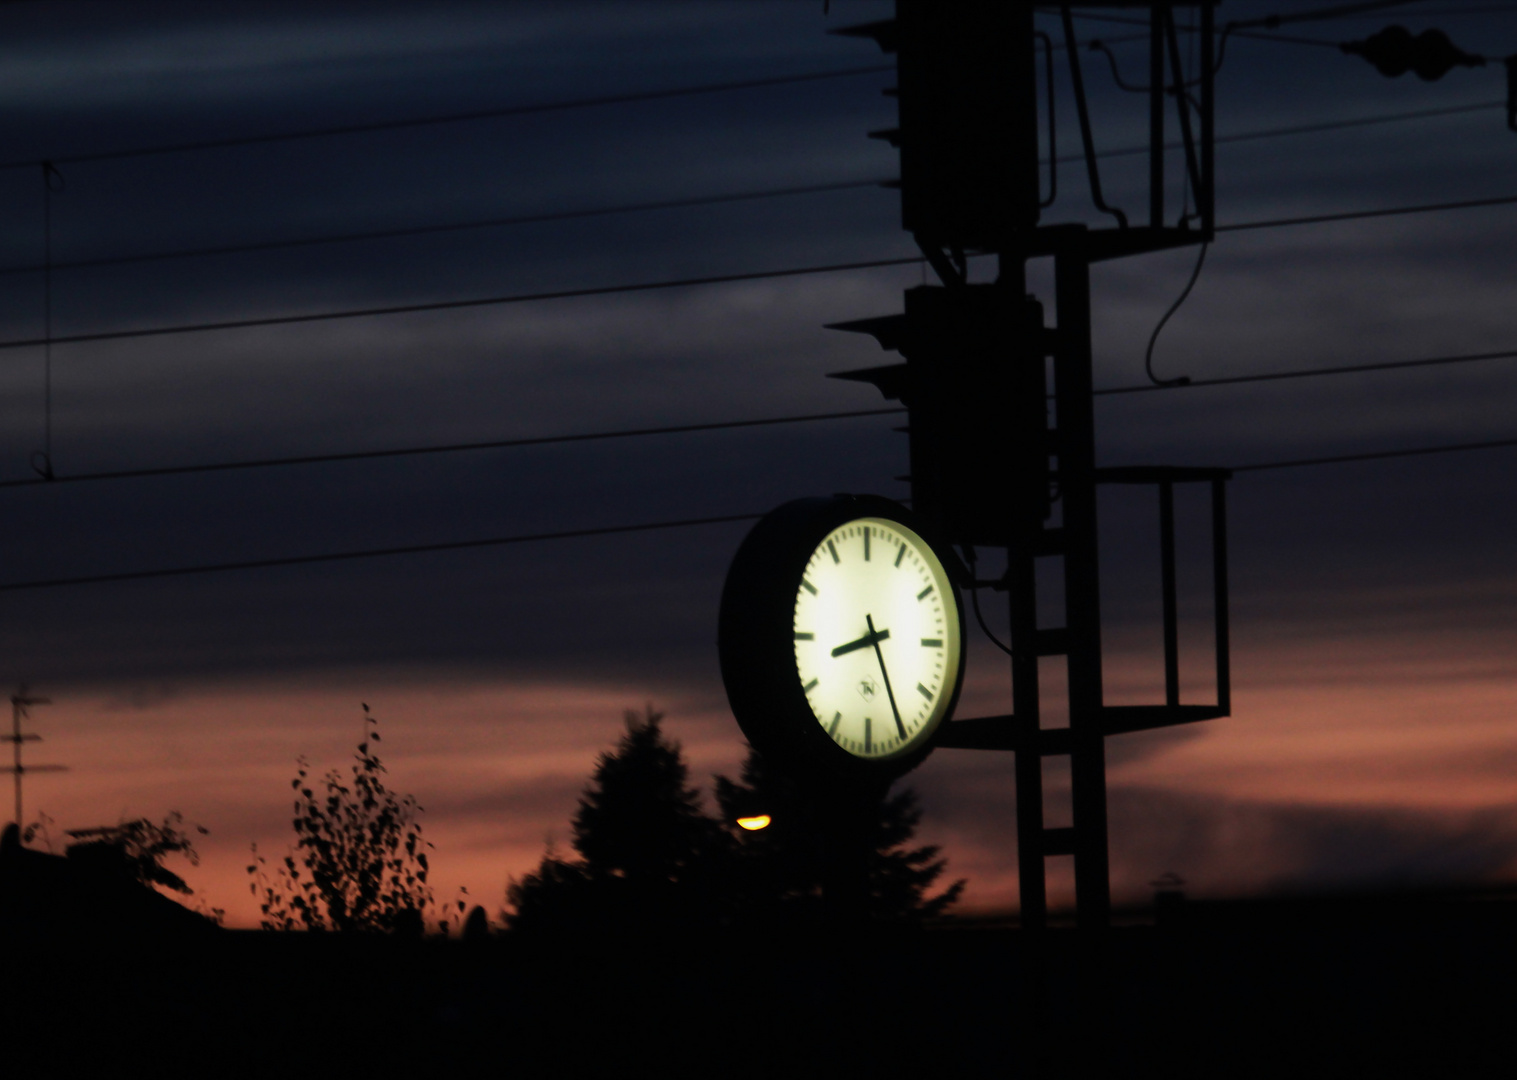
(1086, 23), (1234, 93)
(1061, 5), (1129, 228)
(962, 547), (1014, 658)
(1089, 40), (1149, 92)
(1144, 241), (1208, 387)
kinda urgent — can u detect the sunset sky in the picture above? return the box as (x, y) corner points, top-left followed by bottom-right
(0, 0), (1514, 927)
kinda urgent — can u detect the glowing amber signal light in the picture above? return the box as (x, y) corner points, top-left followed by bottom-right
(736, 814), (772, 831)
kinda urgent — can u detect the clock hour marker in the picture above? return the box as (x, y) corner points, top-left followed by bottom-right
(917, 683), (934, 701)
(827, 540), (839, 564)
(828, 711), (841, 736)
(917, 584), (934, 600)
(921, 638), (942, 648)
(794, 632), (814, 641)
(895, 543), (906, 567)
(803, 678), (818, 693)
(864, 716), (871, 752)
(863, 527), (870, 561)
(801, 578), (817, 595)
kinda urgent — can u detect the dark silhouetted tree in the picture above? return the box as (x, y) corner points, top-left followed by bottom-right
(248, 705), (435, 933)
(506, 706), (729, 933)
(507, 711), (964, 932)
(64, 812), (209, 896)
(715, 746), (964, 923)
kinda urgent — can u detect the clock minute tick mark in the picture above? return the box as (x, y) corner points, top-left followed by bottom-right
(803, 678), (818, 693)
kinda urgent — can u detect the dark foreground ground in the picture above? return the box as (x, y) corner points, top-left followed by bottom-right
(2, 888), (1515, 1077)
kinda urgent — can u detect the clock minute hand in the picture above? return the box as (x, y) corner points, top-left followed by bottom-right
(831, 626), (890, 658)
(866, 614), (908, 740)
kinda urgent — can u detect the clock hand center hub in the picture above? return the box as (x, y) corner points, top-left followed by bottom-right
(830, 623), (890, 658)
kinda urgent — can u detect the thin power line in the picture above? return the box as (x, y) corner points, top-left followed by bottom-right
(0, 64), (895, 171)
(0, 255), (926, 352)
(1231, 436), (1517, 472)
(3, 101), (1496, 279)
(0, 407), (905, 490)
(0, 434), (1512, 592)
(0, 513), (767, 592)
(1047, 5), (1397, 47)
(1094, 348), (1517, 396)
(2, 188), (1510, 354)
(0, 179), (889, 277)
(6, 349), (1514, 491)
(1047, 8), (1331, 48)
(1091, 100), (1506, 165)
(1217, 193), (1517, 232)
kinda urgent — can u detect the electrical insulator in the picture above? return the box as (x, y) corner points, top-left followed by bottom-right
(1341, 25), (1485, 82)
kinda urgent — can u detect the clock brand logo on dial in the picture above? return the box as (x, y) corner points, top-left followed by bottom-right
(792, 518), (960, 760)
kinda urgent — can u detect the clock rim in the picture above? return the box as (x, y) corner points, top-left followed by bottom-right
(718, 494), (968, 785)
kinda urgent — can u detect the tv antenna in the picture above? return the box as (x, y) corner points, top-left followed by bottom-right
(3, 686), (66, 832)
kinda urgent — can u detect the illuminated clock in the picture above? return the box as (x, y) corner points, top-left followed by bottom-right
(719, 495), (965, 782)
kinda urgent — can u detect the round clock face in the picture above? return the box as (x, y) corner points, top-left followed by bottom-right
(718, 495), (966, 782)
(792, 517), (960, 761)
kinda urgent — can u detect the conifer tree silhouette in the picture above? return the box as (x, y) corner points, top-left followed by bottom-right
(507, 709), (963, 932)
(506, 706), (727, 933)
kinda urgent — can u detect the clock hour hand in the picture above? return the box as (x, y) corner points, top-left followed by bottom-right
(831, 626), (890, 658)
(866, 615), (908, 740)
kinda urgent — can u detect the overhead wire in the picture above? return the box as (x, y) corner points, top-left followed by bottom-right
(0, 100), (1499, 279)
(0, 179), (890, 278)
(0, 512), (769, 592)
(0, 348), (1512, 491)
(0, 187), (1510, 354)
(1216, 191), (1517, 231)
(1, 432), (1513, 592)
(1231, 436), (1517, 472)
(0, 0), (1481, 176)
(0, 254), (927, 352)
(0, 12), (1506, 592)
(0, 407), (906, 490)
(1096, 347), (1517, 397)
(0, 71), (1497, 281)
(0, 64), (895, 171)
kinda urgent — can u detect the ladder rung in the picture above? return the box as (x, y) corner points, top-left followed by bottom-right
(1042, 827), (1078, 856)
(1028, 628), (1069, 656)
